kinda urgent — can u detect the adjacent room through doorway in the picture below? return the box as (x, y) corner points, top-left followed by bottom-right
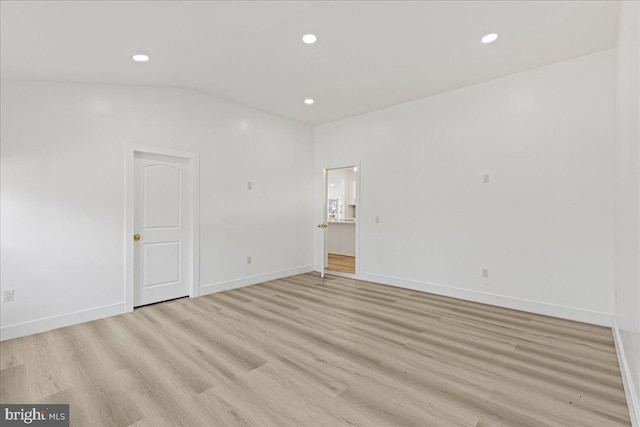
(325, 167), (357, 274)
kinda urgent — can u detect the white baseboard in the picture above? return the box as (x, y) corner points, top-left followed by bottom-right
(1, 266), (611, 342)
(313, 268), (612, 327)
(200, 265), (314, 296)
(613, 319), (640, 427)
(0, 302), (125, 342)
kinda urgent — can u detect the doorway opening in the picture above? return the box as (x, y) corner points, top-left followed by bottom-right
(324, 166), (358, 275)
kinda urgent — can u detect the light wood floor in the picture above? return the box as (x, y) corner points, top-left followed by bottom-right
(0, 273), (631, 426)
(327, 253), (355, 274)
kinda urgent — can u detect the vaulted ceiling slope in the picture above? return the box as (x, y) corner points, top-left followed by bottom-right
(0, 1), (620, 124)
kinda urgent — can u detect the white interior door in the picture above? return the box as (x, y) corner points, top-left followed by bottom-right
(134, 153), (191, 306)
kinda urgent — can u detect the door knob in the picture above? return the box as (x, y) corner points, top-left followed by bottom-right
(317, 224), (328, 228)
(133, 233), (141, 241)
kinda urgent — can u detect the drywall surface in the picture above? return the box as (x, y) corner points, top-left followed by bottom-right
(614, 1), (640, 424)
(0, 81), (314, 338)
(314, 50), (616, 325)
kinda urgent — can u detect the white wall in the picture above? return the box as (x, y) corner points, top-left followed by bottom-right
(314, 50), (616, 325)
(0, 81), (314, 339)
(613, 1), (640, 425)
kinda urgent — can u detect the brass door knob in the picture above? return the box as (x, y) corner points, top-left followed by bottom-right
(133, 233), (141, 241)
(317, 224), (328, 228)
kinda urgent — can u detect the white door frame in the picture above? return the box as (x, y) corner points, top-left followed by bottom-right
(125, 144), (200, 312)
(321, 161), (361, 277)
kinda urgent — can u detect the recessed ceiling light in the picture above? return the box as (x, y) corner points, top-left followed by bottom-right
(132, 53), (150, 62)
(481, 33), (498, 44)
(304, 98), (315, 105)
(302, 34), (317, 44)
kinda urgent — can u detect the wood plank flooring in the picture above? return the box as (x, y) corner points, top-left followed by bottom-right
(0, 273), (631, 426)
(327, 253), (355, 274)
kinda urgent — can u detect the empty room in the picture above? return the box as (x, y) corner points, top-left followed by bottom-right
(1, 1), (639, 426)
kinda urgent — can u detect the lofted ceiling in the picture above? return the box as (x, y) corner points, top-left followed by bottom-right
(0, 1), (620, 125)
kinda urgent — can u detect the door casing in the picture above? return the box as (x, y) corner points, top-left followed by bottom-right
(125, 144), (200, 312)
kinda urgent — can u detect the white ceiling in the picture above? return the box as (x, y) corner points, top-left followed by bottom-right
(0, 1), (620, 125)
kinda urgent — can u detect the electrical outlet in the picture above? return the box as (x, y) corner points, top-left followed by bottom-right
(482, 269), (490, 279)
(3, 289), (14, 302)
(247, 181), (252, 190)
(247, 256), (252, 264)
(375, 216), (380, 224)
(482, 174), (490, 184)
